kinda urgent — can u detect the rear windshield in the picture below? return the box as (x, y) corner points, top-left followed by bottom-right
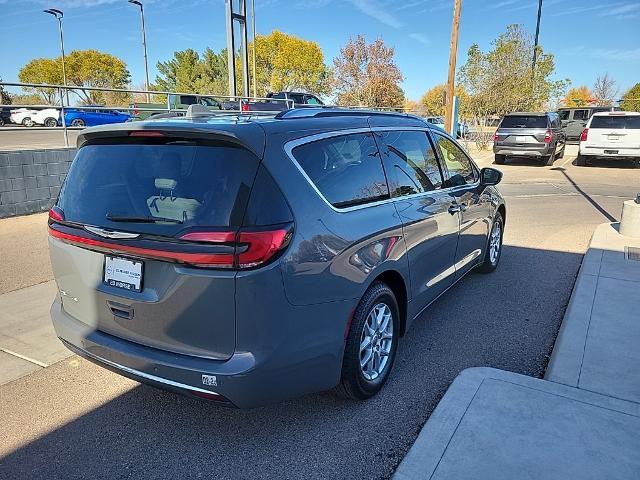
(57, 143), (259, 236)
(590, 115), (640, 129)
(500, 116), (548, 128)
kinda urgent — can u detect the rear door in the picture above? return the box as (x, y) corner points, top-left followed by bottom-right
(49, 134), (264, 360)
(431, 132), (491, 279)
(375, 129), (459, 313)
(586, 114), (640, 152)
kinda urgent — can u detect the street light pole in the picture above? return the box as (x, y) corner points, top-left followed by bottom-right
(44, 8), (69, 105)
(251, 0), (257, 99)
(128, 0), (151, 102)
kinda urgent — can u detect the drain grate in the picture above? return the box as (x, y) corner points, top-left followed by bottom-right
(624, 246), (640, 261)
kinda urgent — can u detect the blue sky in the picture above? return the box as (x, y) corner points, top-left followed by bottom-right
(1, 0), (639, 101)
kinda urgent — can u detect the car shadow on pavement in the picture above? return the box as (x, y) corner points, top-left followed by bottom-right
(0, 245), (583, 480)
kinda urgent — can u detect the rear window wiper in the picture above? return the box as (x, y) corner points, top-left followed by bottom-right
(106, 213), (183, 224)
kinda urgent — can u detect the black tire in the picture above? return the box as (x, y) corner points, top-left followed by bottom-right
(542, 154), (553, 166)
(556, 144), (565, 159)
(477, 211), (504, 273)
(71, 118), (85, 127)
(336, 282), (399, 400)
(494, 154), (506, 165)
(44, 117), (58, 128)
(0, 117), (4, 127)
(576, 155), (587, 166)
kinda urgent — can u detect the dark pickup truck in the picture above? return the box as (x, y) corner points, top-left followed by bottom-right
(221, 91), (324, 112)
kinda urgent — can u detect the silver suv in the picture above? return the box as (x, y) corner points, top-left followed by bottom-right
(493, 112), (566, 166)
(49, 108), (506, 408)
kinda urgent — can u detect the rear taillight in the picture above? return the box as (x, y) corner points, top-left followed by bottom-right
(580, 128), (589, 142)
(178, 227), (291, 269)
(544, 130), (553, 143)
(241, 102), (250, 112)
(493, 132), (500, 141)
(129, 130), (166, 137)
(48, 206), (64, 222)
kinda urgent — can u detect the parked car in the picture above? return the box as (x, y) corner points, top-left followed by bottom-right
(130, 95), (222, 121)
(31, 108), (61, 127)
(220, 91), (324, 112)
(10, 107), (38, 126)
(424, 116), (469, 139)
(48, 108), (506, 408)
(0, 107), (11, 126)
(577, 111), (640, 167)
(558, 106), (620, 141)
(64, 107), (130, 127)
(493, 112), (566, 166)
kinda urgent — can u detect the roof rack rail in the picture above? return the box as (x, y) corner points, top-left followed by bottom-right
(274, 107), (417, 120)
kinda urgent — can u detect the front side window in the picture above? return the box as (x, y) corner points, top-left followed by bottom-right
(559, 110), (570, 121)
(432, 134), (477, 187)
(305, 96), (322, 105)
(376, 130), (443, 197)
(292, 133), (389, 209)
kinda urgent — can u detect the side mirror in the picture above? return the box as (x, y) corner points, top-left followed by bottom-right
(480, 167), (502, 186)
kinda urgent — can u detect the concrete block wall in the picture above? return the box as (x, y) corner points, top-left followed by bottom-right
(0, 149), (77, 219)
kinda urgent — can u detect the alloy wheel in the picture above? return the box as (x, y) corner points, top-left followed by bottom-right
(359, 302), (394, 381)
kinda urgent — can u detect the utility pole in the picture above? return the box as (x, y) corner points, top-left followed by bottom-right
(251, 0), (257, 98)
(444, 0), (462, 135)
(532, 0), (543, 74)
(44, 8), (69, 105)
(128, 1), (151, 102)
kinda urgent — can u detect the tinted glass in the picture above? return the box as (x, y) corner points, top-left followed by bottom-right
(573, 110), (589, 121)
(500, 115), (548, 128)
(433, 134), (477, 187)
(180, 95), (198, 105)
(377, 130), (443, 197)
(57, 143), (259, 237)
(559, 110), (570, 121)
(289, 94), (305, 104)
(292, 133), (389, 208)
(590, 115), (640, 129)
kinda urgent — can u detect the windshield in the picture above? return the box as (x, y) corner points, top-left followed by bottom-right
(57, 142), (260, 237)
(500, 116), (548, 128)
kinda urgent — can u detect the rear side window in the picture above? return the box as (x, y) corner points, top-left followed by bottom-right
(376, 130), (443, 197)
(500, 116), (548, 128)
(559, 110), (570, 121)
(292, 133), (389, 209)
(57, 143), (259, 237)
(432, 134), (477, 187)
(590, 115), (640, 129)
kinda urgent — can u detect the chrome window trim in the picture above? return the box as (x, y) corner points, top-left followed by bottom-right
(283, 127), (480, 214)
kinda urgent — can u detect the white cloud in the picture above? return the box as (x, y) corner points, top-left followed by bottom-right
(348, 0), (403, 28)
(592, 48), (640, 61)
(409, 32), (430, 45)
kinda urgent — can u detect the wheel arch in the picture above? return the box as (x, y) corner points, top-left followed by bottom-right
(497, 203), (506, 226)
(369, 269), (408, 337)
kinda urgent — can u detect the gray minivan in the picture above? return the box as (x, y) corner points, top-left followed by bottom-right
(558, 106), (620, 141)
(48, 108), (506, 408)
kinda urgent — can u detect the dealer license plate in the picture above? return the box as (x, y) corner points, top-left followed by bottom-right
(104, 256), (143, 292)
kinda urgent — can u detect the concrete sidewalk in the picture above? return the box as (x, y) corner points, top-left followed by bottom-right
(394, 222), (640, 480)
(0, 280), (71, 385)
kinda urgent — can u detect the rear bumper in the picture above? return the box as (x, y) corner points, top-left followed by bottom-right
(579, 145), (640, 158)
(51, 299), (346, 408)
(493, 145), (553, 157)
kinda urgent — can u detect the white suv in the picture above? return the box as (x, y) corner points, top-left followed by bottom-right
(577, 111), (640, 167)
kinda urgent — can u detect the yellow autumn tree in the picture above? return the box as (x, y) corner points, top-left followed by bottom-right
(563, 86), (594, 107)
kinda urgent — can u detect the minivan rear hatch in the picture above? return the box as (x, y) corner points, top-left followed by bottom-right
(49, 129), (265, 360)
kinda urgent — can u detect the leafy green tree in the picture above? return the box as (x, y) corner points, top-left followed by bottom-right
(18, 50), (130, 105)
(420, 83), (469, 117)
(458, 24), (569, 148)
(563, 86), (594, 107)
(248, 30), (330, 96)
(332, 35), (404, 108)
(155, 48), (229, 97)
(620, 83), (640, 111)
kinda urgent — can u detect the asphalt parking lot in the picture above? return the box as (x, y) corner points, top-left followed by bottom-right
(1, 145), (639, 479)
(0, 128), (81, 151)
